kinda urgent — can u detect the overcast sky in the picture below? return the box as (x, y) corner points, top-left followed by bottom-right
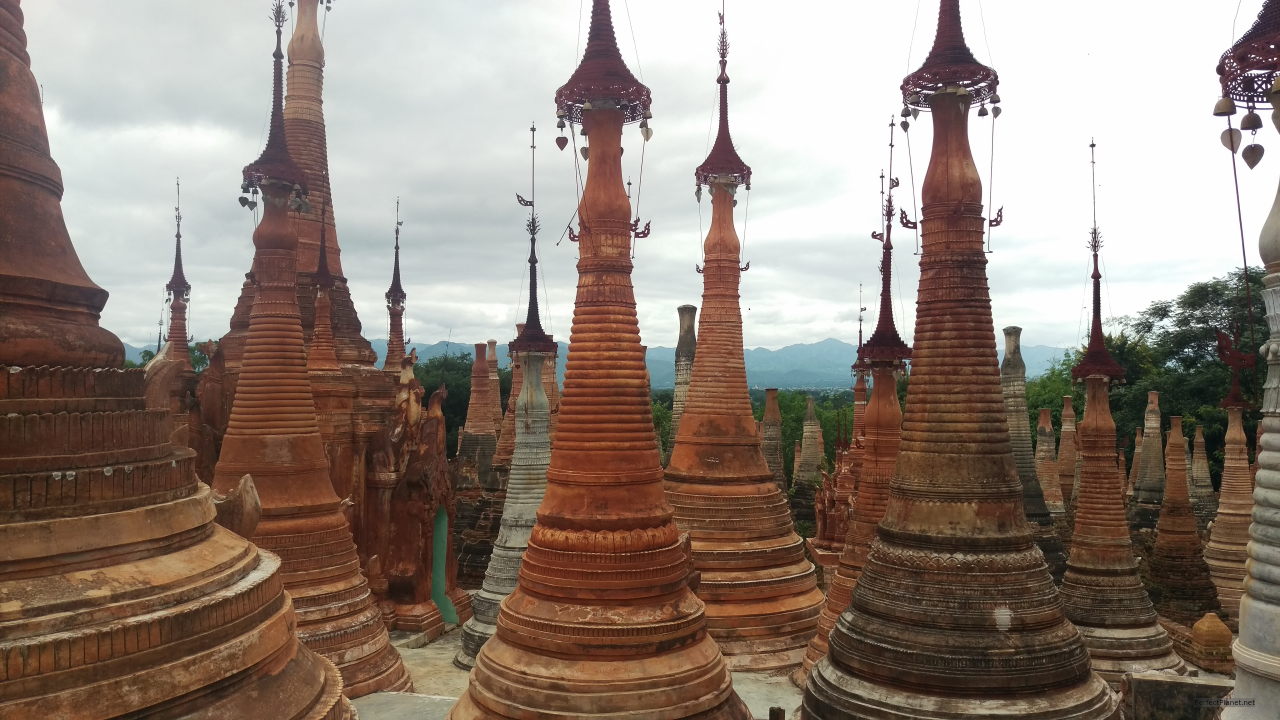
(20, 1), (1275, 355)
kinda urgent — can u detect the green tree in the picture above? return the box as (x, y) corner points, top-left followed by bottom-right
(414, 352), (474, 457)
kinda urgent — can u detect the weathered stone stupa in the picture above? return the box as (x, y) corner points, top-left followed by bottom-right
(1132, 391), (1167, 529)
(1059, 198), (1184, 687)
(671, 303), (698, 450)
(449, 2), (749, 716)
(0, 2), (352, 715)
(1144, 417), (1221, 627)
(1003, 326), (1067, 583)
(1037, 408), (1069, 527)
(761, 388), (787, 490)
(453, 342), (499, 589)
(803, 3), (1117, 716)
(1206, 406), (1254, 625)
(1216, 8), (1280, 710)
(796, 154), (913, 688)
(456, 171), (558, 669)
(1127, 427), (1143, 499)
(1058, 395), (1081, 520)
(663, 16), (824, 671)
(791, 395), (825, 526)
(813, 377), (863, 566)
(1190, 426), (1217, 533)
(209, 10), (409, 697)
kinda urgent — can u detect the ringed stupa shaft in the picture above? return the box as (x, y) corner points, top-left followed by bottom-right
(1059, 208), (1184, 686)
(803, 2), (1116, 716)
(449, 2), (748, 717)
(664, 12), (823, 673)
(209, 10), (409, 698)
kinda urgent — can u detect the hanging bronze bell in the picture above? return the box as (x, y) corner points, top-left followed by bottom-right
(1241, 111), (1263, 131)
(1214, 97), (1236, 116)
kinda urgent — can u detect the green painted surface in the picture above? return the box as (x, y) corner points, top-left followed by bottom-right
(432, 507), (459, 624)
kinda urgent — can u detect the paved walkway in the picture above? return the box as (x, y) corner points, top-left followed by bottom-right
(353, 627), (804, 720)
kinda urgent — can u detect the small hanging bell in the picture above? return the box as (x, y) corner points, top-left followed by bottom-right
(977, 105), (989, 117)
(555, 136), (568, 151)
(1244, 143), (1265, 169)
(557, 118), (566, 130)
(900, 106), (911, 118)
(640, 126), (653, 142)
(1222, 127), (1243, 153)
(900, 119), (910, 132)
(580, 146), (589, 161)
(990, 93), (1001, 104)
(582, 101), (593, 111)
(643, 109), (653, 120)
(1242, 111), (1263, 132)
(1213, 97), (1237, 116)
(639, 118), (649, 128)
(580, 126), (588, 136)
(991, 106), (1002, 118)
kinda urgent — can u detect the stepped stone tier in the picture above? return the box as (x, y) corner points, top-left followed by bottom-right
(1143, 418), (1221, 627)
(1190, 426), (1218, 535)
(364, 354), (471, 637)
(197, 0), (397, 565)
(1207, 407), (1254, 626)
(209, 13), (409, 698)
(791, 396), (825, 526)
(761, 388), (787, 490)
(382, 208), (407, 372)
(0, 2), (351, 714)
(455, 197), (559, 669)
(671, 303), (698, 457)
(664, 18), (824, 670)
(450, 2), (750, 717)
(1132, 391), (1167, 530)
(803, 3), (1117, 717)
(1002, 327), (1067, 583)
(1059, 223), (1184, 687)
(796, 159), (913, 688)
(1219, 6), (1280, 711)
(453, 342), (499, 589)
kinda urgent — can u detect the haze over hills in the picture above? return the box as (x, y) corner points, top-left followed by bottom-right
(124, 337), (1068, 389)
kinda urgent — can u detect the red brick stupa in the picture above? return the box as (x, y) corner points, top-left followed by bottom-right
(449, 2), (748, 717)
(1059, 186), (1184, 686)
(663, 12), (824, 673)
(1205, 335), (1257, 625)
(0, 1), (352, 715)
(210, 8), (409, 697)
(796, 150), (913, 688)
(802, 2), (1116, 715)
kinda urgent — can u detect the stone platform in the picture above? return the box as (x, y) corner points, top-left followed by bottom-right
(354, 628), (804, 720)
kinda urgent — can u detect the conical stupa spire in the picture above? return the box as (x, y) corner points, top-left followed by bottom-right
(1073, 142), (1124, 382)
(1002, 327), (1066, 584)
(513, 124), (555, 354)
(309, 199), (339, 372)
(451, 3), (746, 715)
(805, 2), (1115, 715)
(166, 178), (190, 299)
(1060, 207), (1184, 684)
(666, 20), (822, 668)
(695, 12), (750, 188)
(243, 4), (302, 191)
(382, 199), (407, 371)
(212, 6), (410, 698)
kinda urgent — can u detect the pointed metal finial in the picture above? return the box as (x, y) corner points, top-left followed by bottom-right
(385, 195), (405, 306)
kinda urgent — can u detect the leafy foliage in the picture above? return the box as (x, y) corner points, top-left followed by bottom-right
(413, 351), (512, 458)
(1024, 267), (1264, 486)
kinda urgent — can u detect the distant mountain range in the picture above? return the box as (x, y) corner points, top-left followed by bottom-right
(123, 337), (1067, 389)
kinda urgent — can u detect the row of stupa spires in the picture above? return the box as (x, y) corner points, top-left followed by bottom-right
(7, 0), (1280, 716)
